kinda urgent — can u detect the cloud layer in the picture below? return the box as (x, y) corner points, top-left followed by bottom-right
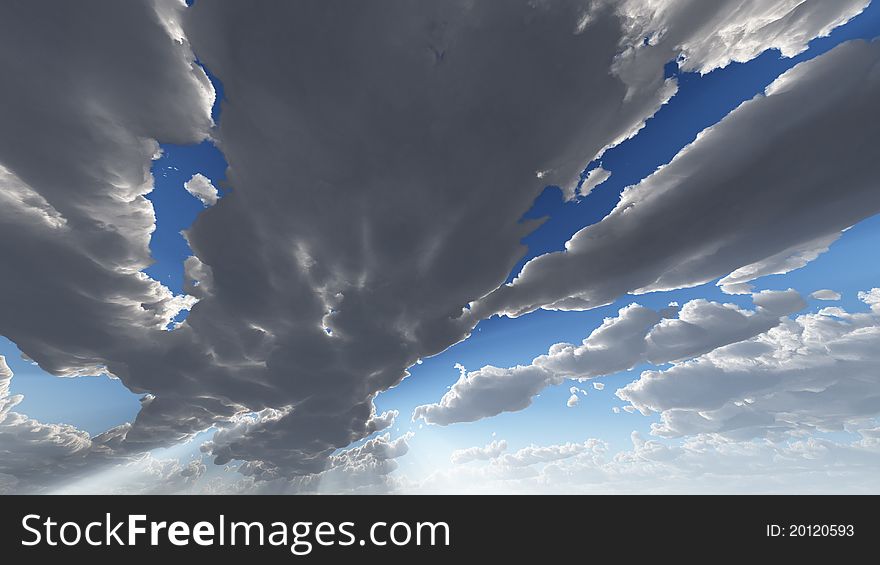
(0, 0), (874, 486)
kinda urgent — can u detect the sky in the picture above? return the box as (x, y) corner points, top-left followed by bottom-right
(2, 0), (880, 494)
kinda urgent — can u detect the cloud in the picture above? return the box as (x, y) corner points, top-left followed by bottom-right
(184, 173), (219, 206)
(451, 440), (508, 464)
(860, 288), (880, 311)
(176, 0), (685, 474)
(470, 39), (880, 320)
(176, 0), (870, 475)
(613, 0), (869, 75)
(812, 289), (842, 301)
(718, 233), (841, 295)
(592, 382), (605, 391)
(0, 0), (869, 485)
(0, 0), (212, 377)
(307, 432), (414, 493)
(579, 167), (611, 196)
(0, 355), (89, 489)
(407, 429), (880, 494)
(566, 386), (587, 407)
(497, 440), (604, 467)
(0, 355), (150, 493)
(0, 0), (220, 452)
(225, 431), (415, 494)
(414, 290), (803, 425)
(618, 288), (880, 439)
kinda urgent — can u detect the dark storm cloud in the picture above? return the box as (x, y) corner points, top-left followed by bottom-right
(0, 0), (871, 485)
(176, 0), (680, 474)
(0, 1), (241, 465)
(0, 0), (212, 375)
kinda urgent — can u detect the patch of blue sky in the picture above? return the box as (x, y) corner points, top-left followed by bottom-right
(145, 140), (226, 296)
(145, 53), (226, 297)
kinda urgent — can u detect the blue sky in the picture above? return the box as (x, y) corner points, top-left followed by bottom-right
(3, 1), (880, 492)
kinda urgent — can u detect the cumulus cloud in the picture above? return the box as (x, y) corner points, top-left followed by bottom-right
(308, 432), (414, 493)
(860, 288), (880, 312)
(451, 440), (508, 464)
(184, 173), (219, 206)
(566, 386), (586, 407)
(619, 289), (880, 439)
(812, 289), (842, 301)
(414, 291), (803, 425)
(471, 39), (880, 320)
(0, 0), (871, 486)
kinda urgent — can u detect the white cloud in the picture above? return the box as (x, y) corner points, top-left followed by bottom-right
(451, 440), (508, 464)
(498, 440), (604, 468)
(183, 173), (219, 206)
(619, 289), (880, 439)
(614, 0), (869, 76)
(811, 289), (842, 301)
(858, 288), (880, 312)
(0, 0), (215, 445)
(579, 167), (611, 196)
(414, 291), (803, 425)
(405, 430), (880, 494)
